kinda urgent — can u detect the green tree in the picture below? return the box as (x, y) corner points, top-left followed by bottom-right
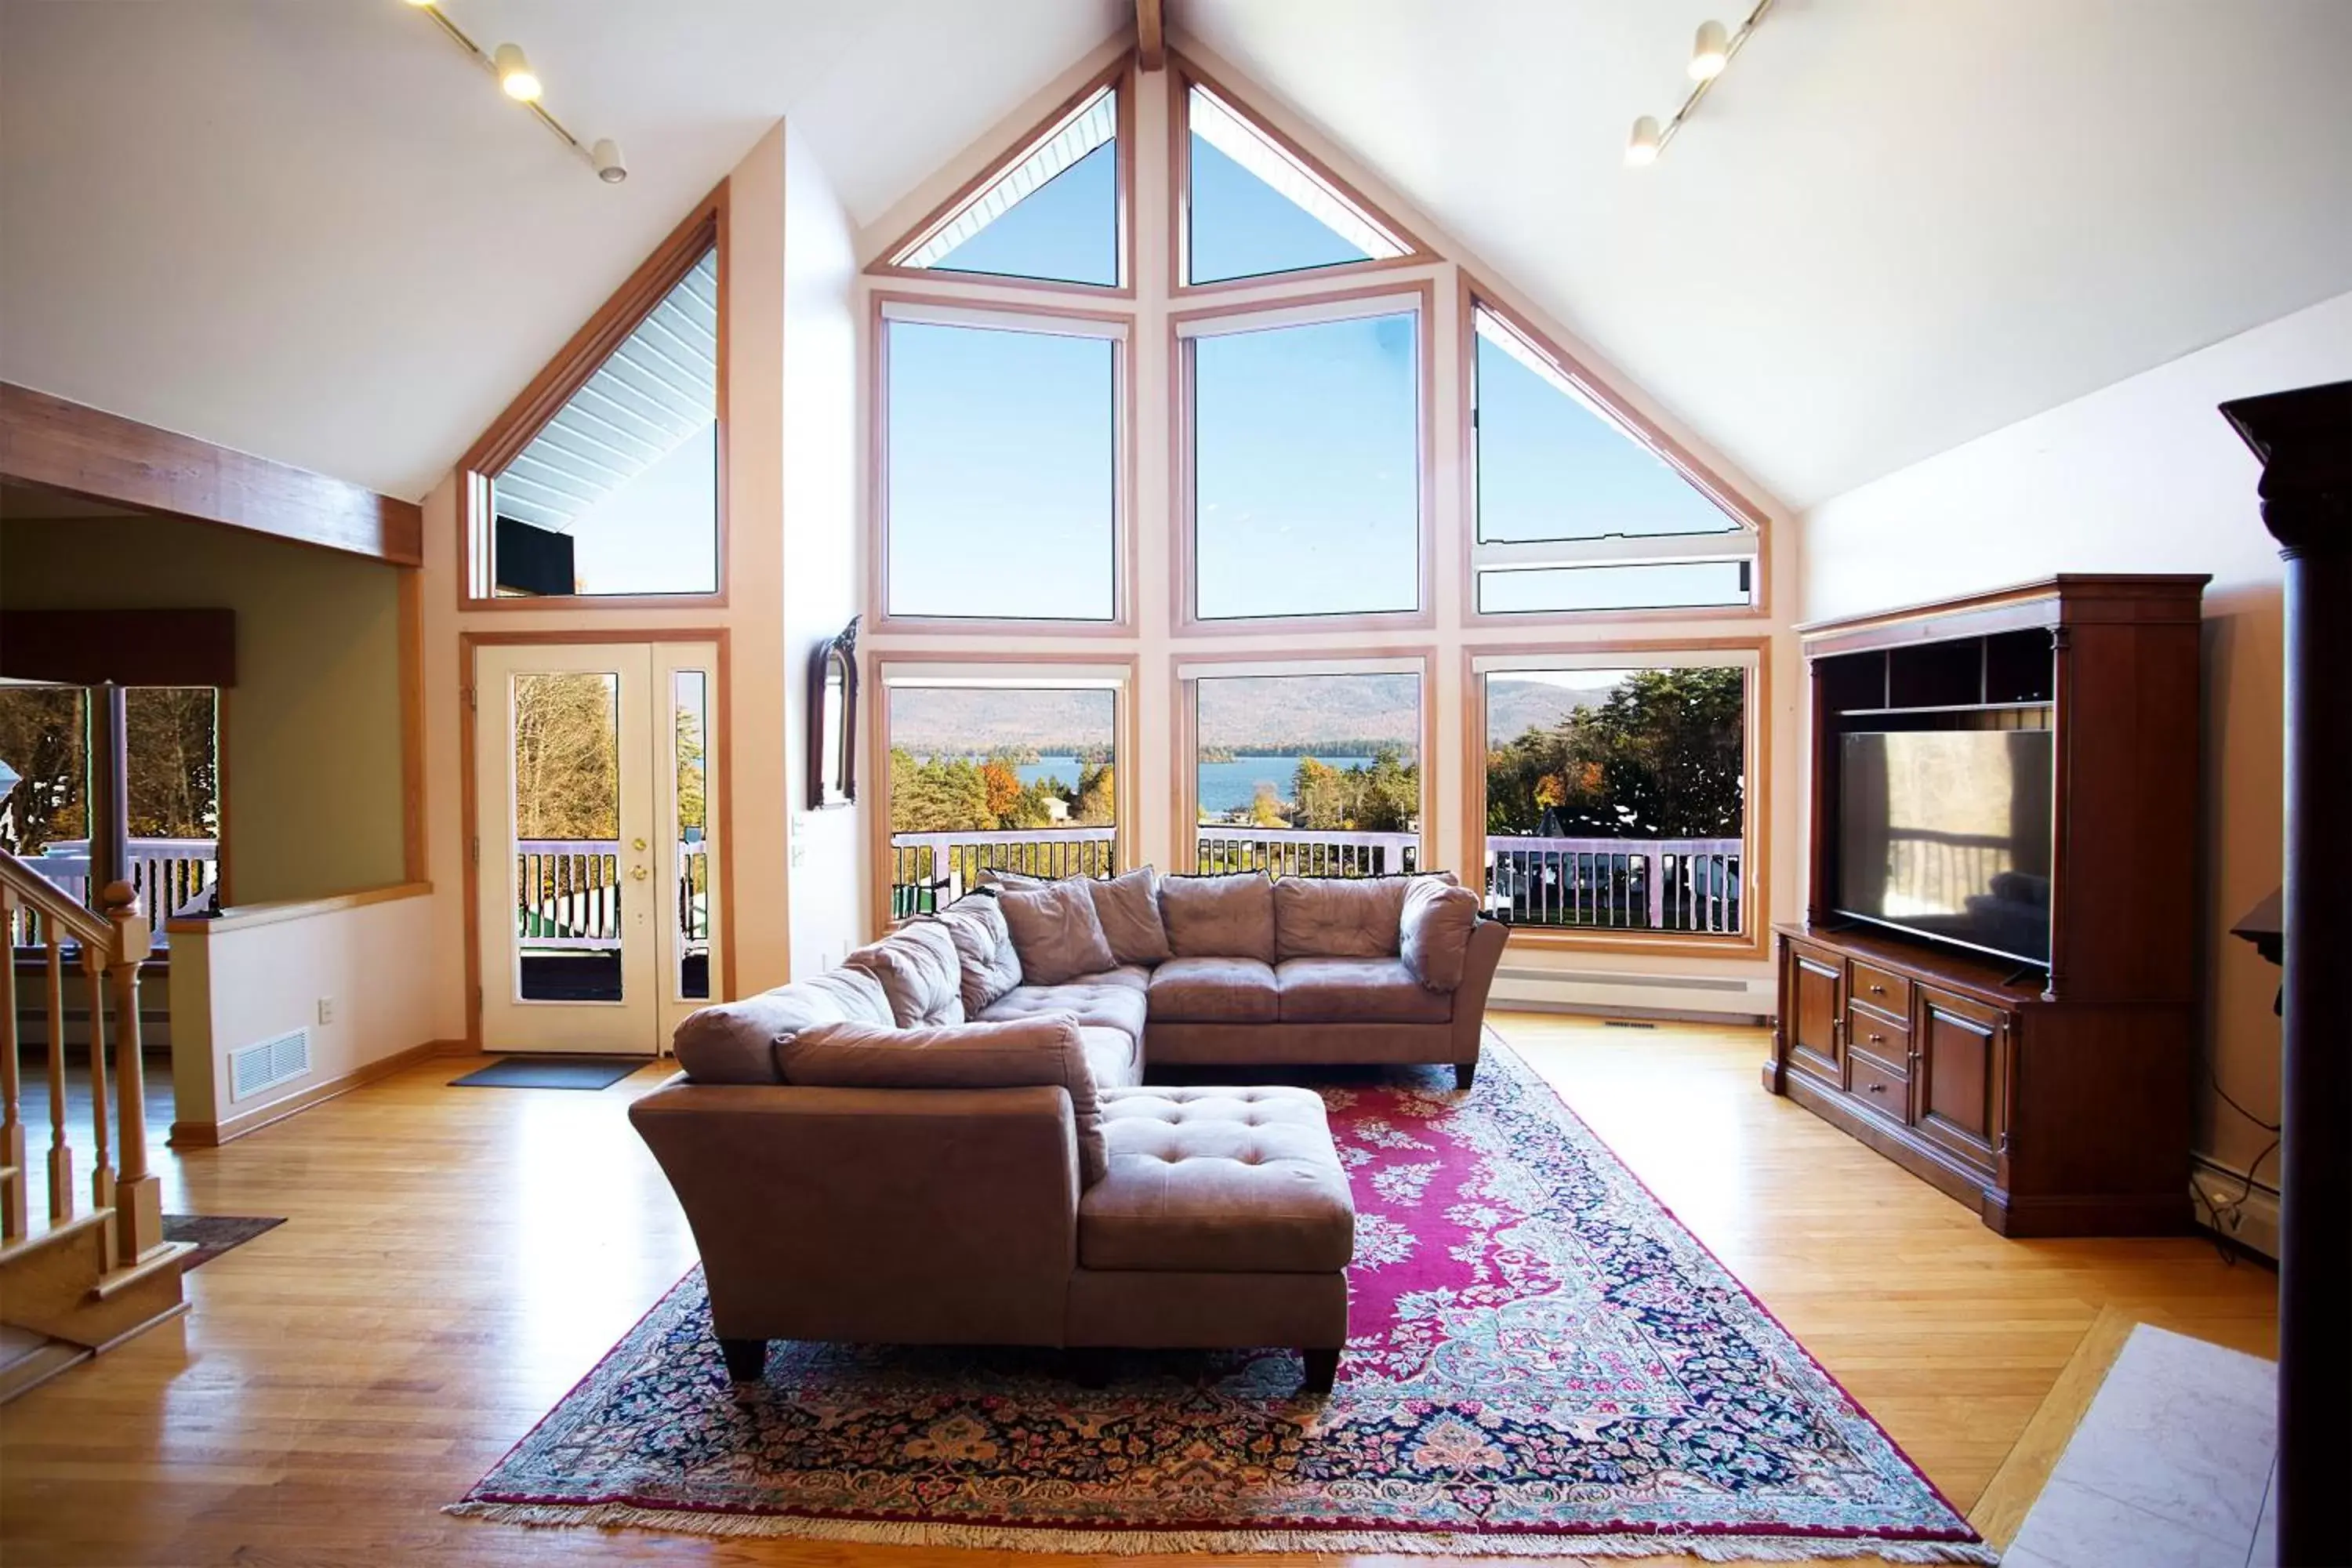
(1486, 668), (1744, 838)
(1073, 762), (1116, 826)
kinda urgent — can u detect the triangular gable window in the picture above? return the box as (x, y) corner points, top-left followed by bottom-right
(886, 76), (1124, 289)
(1181, 76), (1419, 286)
(1472, 303), (1740, 543)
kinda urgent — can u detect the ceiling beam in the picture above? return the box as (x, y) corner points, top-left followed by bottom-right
(0, 383), (423, 567)
(1136, 0), (1165, 71)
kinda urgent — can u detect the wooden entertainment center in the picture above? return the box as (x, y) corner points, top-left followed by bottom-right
(1768, 575), (2209, 1236)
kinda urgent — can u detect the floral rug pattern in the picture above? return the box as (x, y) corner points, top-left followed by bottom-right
(452, 1037), (1991, 1559)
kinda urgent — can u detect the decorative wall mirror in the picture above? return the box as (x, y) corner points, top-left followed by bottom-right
(808, 617), (858, 809)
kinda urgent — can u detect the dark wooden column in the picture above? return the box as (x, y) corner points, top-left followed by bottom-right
(2220, 379), (2352, 1568)
(88, 684), (131, 902)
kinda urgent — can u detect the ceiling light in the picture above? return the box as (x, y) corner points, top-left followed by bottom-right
(492, 43), (541, 103)
(590, 139), (629, 184)
(1689, 20), (1730, 81)
(1625, 117), (1662, 168)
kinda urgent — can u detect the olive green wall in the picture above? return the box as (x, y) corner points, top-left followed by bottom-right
(2, 512), (406, 904)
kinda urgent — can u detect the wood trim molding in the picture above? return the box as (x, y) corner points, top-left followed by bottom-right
(165, 880), (431, 937)
(1456, 272), (1773, 627)
(167, 1036), (471, 1149)
(867, 651), (1142, 935)
(1165, 50), (1437, 299)
(1168, 279), (1439, 637)
(1171, 648), (1439, 874)
(456, 183), (730, 610)
(867, 56), (1138, 299)
(866, 291), (1139, 637)
(1461, 636), (1771, 962)
(397, 570), (428, 883)
(0, 383), (423, 565)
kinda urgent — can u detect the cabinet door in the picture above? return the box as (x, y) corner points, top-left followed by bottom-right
(1785, 944), (1845, 1086)
(1916, 985), (2005, 1174)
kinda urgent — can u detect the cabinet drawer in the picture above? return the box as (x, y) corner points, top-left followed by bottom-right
(1846, 1050), (1910, 1120)
(1846, 1004), (1910, 1069)
(1849, 959), (1914, 1020)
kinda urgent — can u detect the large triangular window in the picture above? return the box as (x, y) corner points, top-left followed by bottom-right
(883, 68), (1127, 291)
(1468, 290), (1760, 614)
(1178, 69), (1423, 288)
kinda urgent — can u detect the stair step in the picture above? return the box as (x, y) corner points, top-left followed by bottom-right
(0, 1329), (90, 1404)
(92, 1240), (197, 1301)
(0, 1209), (108, 1270)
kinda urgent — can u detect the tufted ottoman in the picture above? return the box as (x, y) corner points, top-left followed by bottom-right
(1066, 1084), (1356, 1390)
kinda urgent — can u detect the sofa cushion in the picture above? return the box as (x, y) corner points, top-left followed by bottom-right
(1276, 956), (1454, 1024)
(670, 969), (894, 1084)
(846, 920), (966, 1026)
(935, 893), (1023, 1014)
(980, 975), (1149, 1041)
(1147, 956), (1279, 1024)
(784, 1016), (1106, 1183)
(1400, 876), (1482, 993)
(1080, 1086), (1354, 1272)
(1158, 871), (1276, 964)
(1087, 866), (1174, 966)
(1272, 876), (1408, 961)
(1078, 1025), (1143, 1090)
(998, 881), (1119, 986)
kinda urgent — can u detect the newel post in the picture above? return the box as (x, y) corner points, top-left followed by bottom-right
(2220, 379), (2352, 1568)
(99, 880), (162, 1266)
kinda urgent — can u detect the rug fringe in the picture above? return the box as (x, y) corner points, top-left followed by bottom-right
(441, 1501), (1998, 1562)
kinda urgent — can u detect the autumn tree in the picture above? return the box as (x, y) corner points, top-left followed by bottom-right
(1485, 667), (1744, 838)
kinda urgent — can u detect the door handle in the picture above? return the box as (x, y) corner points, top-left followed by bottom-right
(630, 866), (649, 881)
(632, 837), (648, 851)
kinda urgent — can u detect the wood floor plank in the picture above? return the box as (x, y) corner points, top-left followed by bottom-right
(0, 1014), (2278, 1566)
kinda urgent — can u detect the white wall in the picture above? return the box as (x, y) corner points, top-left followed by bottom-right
(782, 121), (870, 972)
(1800, 289), (2352, 1189)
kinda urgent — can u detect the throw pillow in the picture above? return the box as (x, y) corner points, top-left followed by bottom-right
(997, 881), (1118, 985)
(1081, 866), (1173, 966)
(782, 1015), (1107, 1184)
(935, 892), (1024, 1013)
(844, 920), (966, 1027)
(1158, 870), (1277, 965)
(1399, 876), (1481, 992)
(1272, 874), (1409, 960)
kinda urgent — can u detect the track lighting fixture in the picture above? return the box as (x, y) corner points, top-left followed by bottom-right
(1626, 0), (1774, 169)
(405, 2), (622, 185)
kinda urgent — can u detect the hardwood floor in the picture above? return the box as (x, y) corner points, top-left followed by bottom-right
(0, 1014), (2278, 1566)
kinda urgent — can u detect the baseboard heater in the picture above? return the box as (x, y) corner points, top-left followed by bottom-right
(1492, 966), (1768, 1025)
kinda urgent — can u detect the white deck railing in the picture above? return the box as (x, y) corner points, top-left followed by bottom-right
(514, 840), (708, 953)
(890, 828), (1119, 916)
(1194, 826), (1419, 879)
(9, 839), (218, 949)
(1484, 835), (1744, 933)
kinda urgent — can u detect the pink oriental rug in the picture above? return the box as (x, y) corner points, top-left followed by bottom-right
(452, 1036), (1992, 1560)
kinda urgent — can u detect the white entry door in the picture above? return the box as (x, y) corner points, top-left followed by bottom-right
(474, 641), (722, 1054)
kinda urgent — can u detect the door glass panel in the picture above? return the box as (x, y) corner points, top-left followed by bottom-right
(512, 670), (624, 1003)
(673, 670), (710, 1000)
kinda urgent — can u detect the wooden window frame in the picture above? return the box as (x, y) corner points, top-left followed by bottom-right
(1167, 51), (1435, 298)
(1174, 649), (1438, 874)
(868, 56), (1138, 300)
(867, 652), (1141, 935)
(1171, 279), (1438, 636)
(1462, 636), (1770, 960)
(1459, 273), (1772, 626)
(456, 184), (730, 612)
(868, 292), (1138, 635)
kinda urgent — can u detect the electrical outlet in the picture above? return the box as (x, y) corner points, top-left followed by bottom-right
(316, 996), (335, 1026)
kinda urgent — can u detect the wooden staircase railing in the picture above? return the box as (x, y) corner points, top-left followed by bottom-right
(1, 850), (189, 1399)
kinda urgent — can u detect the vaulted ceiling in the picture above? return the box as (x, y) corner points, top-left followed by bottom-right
(4, 0), (2347, 510)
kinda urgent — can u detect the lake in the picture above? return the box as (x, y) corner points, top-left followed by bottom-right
(1015, 755), (1379, 816)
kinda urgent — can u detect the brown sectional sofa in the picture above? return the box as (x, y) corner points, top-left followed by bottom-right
(631, 869), (1504, 1391)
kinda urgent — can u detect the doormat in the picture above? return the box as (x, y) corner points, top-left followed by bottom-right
(450, 1057), (646, 1091)
(163, 1214), (285, 1270)
(448, 1036), (1991, 1559)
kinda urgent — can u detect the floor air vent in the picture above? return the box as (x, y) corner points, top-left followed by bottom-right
(230, 1029), (311, 1102)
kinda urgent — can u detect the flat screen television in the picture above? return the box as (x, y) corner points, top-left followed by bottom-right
(1836, 729), (2056, 966)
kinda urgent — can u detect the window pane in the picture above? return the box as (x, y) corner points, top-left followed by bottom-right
(512, 672), (624, 1003)
(1483, 666), (1746, 933)
(125, 687), (222, 922)
(673, 670), (710, 1001)
(1474, 312), (1740, 543)
(913, 88), (1120, 288)
(1193, 672), (1421, 877)
(1192, 312), (1420, 619)
(492, 248), (720, 597)
(886, 321), (1116, 622)
(0, 684), (87, 858)
(1478, 561), (1752, 614)
(1185, 85), (1405, 285)
(887, 684), (1118, 913)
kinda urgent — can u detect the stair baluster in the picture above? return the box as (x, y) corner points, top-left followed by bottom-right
(43, 929), (73, 1222)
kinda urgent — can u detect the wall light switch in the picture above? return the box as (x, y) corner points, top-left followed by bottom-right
(316, 996), (335, 1026)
